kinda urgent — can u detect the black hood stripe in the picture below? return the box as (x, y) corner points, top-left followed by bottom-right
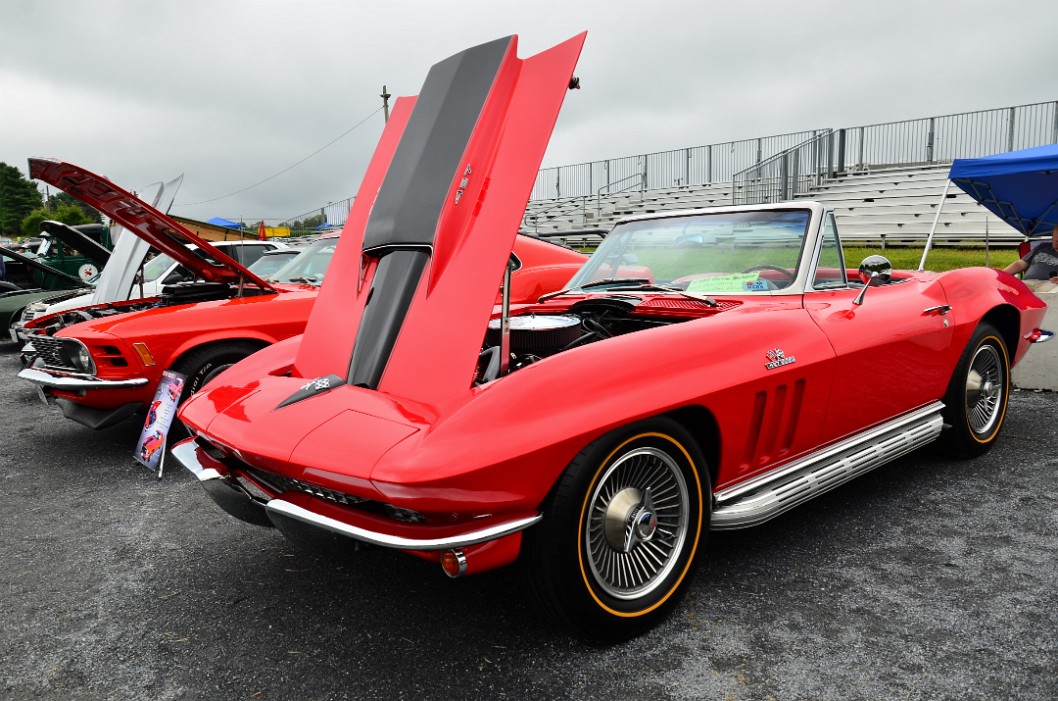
(348, 37), (513, 388)
(362, 36), (511, 251)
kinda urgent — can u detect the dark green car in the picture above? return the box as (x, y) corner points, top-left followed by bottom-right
(1, 222), (113, 341)
(33, 221), (112, 285)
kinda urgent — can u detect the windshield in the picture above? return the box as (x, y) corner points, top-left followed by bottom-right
(567, 209), (811, 294)
(142, 252), (175, 282)
(269, 237), (337, 286)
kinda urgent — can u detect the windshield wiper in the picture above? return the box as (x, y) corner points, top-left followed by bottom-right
(620, 283), (719, 307)
(287, 276), (318, 285)
(538, 278), (652, 302)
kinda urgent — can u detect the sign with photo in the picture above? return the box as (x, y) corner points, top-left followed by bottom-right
(134, 370), (186, 477)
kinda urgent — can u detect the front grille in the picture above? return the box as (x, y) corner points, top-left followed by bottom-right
(247, 467), (369, 507)
(29, 335), (78, 372)
(196, 435), (394, 518)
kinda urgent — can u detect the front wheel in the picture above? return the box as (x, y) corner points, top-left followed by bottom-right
(939, 323), (1010, 458)
(521, 417), (709, 640)
(167, 341), (263, 438)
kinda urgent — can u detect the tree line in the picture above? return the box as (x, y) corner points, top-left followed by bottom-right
(0, 162), (101, 239)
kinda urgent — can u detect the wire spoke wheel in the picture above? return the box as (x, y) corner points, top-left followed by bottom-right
(940, 323), (1009, 458)
(964, 344), (1003, 435)
(586, 447), (689, 600)
(521, 418), (708, 640)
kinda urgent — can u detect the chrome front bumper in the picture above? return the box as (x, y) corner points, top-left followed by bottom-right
(18, 367), (149, 390)
(171, 440), (542, 550)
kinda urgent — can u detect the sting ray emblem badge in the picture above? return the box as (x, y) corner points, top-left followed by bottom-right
(765, 348), (796, 370)
(454, 164), (472, 205)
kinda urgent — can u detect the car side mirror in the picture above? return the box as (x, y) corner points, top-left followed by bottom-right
(853, 255), (892, 305)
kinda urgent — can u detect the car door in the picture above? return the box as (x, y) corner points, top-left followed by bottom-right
(805, 227), (953, 442)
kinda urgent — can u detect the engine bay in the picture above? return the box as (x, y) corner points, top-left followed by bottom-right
(477, 296), (705, 382)
(26, 281), (274, 337)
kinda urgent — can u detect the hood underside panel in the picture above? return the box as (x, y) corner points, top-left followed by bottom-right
(295, 33), (586, 405)
(29, 159), (274, 292)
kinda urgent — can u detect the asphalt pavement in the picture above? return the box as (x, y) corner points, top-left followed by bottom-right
(1, 347), (1056, 701)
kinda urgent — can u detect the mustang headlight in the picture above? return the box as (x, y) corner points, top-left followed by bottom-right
(64, 339), (97, 375)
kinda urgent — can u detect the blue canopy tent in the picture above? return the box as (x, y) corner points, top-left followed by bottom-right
(919, 144), (1058, 269)
(206, 217), (242, 230)
(949, 144), (1058, 236)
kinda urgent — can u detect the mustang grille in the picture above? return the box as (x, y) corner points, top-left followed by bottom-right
(28, 335), (79, 372)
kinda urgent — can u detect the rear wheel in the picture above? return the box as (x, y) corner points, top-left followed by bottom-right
(522, 417), (709, 640)
(939, 323), (1010, 458)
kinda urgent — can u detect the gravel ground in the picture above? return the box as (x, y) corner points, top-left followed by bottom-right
(1, 347), (1056, 701)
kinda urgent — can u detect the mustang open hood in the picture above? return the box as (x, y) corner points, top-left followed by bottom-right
(29, 159), (275, 292)
(296, 33), (586, 405)
(0, 245), (86, 288)
(39, 221), (111, 268)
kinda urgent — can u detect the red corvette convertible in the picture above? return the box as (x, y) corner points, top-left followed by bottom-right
(18, 161), (585, 430)
(173, 34), (1050, 639)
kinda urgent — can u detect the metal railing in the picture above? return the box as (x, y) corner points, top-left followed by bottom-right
(530, 130), (820, 200)
(732, 130), (835, 205)
(734, 100), (1057, 205)
(836, 100), (1058, 170)
(287, 99), (1057, 222)
(280, 196), (355, 237)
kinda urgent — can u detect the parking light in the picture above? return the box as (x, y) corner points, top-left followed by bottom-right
(440, 549), (467, 578)
(132, 342), (156, 367)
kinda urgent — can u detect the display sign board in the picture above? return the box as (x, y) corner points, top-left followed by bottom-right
(133, 370), (186, 477)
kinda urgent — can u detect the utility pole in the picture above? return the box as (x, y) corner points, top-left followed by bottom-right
(381, 85), (391, 123)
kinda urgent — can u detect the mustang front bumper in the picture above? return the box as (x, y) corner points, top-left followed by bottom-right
(18, 367), (149, 390)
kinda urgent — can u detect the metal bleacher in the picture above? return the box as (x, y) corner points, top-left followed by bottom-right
(803, 164), (1022, 247)
(522, 163), (1023, 249)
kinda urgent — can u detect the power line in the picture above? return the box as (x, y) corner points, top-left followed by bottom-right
(174, 106), (383, 207)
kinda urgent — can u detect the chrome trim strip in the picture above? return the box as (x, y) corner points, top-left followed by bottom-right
(265, 499), (542, 551)
(18, 367), (149, 390)
(171, 440), (224, 482)
(171, 440), (274, 528)
(711, 401), (944, 530)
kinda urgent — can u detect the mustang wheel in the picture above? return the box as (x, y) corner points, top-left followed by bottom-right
(940, 323), (1010, 458)
(169, 341), (263, 436)
(522, 417), (708, 640)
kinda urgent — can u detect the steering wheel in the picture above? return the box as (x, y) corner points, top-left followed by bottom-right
(742, 264), (795, 280)
(741, 264), (795, 290)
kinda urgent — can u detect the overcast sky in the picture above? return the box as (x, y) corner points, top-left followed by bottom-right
(1, 0), (1055, 224)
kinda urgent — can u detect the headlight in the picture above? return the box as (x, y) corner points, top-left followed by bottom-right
(64, 340), (97, 375)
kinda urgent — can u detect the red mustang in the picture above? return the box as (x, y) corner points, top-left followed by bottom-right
(18, 161), (585, 430)
(173, 34), (1050, 639)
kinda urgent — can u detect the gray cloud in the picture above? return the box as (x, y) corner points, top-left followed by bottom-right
(2, 0), (1055, 224)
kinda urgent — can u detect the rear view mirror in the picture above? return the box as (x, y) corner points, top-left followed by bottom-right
(853, 255), (893, 306)
(858, 255), (892, 286)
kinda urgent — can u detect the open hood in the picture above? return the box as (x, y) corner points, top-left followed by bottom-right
(0, 245), (86, 288)
(28, 159), (275, 292)
(39, 221), (111, 268)
(90, 175), (183, 304)
(296, 33), (586, 405)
